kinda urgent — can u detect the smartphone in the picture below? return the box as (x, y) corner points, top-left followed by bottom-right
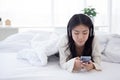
(80, 56), (91, 63)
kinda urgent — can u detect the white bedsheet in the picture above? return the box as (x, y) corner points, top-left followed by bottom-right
(0, 52), (120, 80)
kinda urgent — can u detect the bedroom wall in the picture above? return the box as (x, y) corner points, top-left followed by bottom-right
(111, 0), (120, 34)
(0, 0), (109, 31)
(0, 0), (120, 34)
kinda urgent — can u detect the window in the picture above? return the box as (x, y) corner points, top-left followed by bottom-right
(0, 0), (111, 32)
(86, 0), (110, 32)
(0, 0), (52, 27)
(54, 0), (85, 27)
(86, 0), (109, 26)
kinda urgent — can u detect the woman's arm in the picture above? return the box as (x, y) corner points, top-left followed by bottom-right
(58, 35), (76, 72)
(92, 36), (102, 71)
(59, 45), (83, 72)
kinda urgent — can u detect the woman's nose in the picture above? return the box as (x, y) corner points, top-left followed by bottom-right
(78, 34), (83, 40)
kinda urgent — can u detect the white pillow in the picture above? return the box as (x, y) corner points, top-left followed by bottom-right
(4, 32), (35, 42)
(4, 31), (52, 42)
(0, 32), (34, 52)
(96, 34), (111, 53)
(103, 34), (120, 63)
(2, 31), (54, 53)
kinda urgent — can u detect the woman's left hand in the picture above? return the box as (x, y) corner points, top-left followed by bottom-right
(82, 60), (95, 71)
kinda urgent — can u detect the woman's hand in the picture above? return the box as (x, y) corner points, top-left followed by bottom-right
(82, 60), (95, 71)
(73, 57), (83, 71)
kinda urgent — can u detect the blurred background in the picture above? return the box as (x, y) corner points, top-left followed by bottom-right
(0, 0), (120, 34)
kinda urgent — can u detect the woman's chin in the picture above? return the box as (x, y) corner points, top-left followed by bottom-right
(77, 43), (85, 47)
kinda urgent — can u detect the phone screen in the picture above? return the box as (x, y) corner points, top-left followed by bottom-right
(80, 56), (91, 63)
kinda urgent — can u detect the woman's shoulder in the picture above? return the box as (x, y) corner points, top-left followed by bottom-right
(92, 35), (100, 46)
(58, 34), (68, 46)
(93, 35), (99, 42)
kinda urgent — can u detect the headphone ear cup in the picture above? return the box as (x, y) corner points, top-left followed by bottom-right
(68, 28), (72, 37)
(90, 28), (93, 37)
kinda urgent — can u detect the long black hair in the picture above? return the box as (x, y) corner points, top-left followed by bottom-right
(67, 14), (94, 59)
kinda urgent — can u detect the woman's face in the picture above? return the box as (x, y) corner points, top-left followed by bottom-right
(72, 24), (89, 47)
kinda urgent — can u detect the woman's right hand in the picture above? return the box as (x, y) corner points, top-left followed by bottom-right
(73, 57), (83, 71)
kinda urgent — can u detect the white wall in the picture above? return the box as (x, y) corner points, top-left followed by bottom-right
(111, 0), (120, 34)
(0, 0), (120, 34)
(0, 0), (109, 28)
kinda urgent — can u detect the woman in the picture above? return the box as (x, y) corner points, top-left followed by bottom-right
(58, 14), (101, 72)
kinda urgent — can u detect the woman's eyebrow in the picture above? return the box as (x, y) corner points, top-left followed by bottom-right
(73, 30), (89, 32)
(73, 30), (80, 32)
(83, 30), (89, 32)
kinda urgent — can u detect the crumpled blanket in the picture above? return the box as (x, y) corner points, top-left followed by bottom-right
(17, 32), (62, 66)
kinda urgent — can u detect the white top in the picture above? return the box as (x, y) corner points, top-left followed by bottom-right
(58, 35), (102, 72)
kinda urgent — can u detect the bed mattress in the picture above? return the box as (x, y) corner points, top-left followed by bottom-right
(0, 52), (120, 80)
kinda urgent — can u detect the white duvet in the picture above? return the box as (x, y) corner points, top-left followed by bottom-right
(17, 32), (62, 66)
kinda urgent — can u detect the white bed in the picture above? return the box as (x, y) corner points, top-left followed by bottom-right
(0, 30), (120, 80)
(0, 52), (120, 80)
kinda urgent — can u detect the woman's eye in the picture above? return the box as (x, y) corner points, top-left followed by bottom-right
(74, 33), (79, 35)
(83, 32), (87, 35)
